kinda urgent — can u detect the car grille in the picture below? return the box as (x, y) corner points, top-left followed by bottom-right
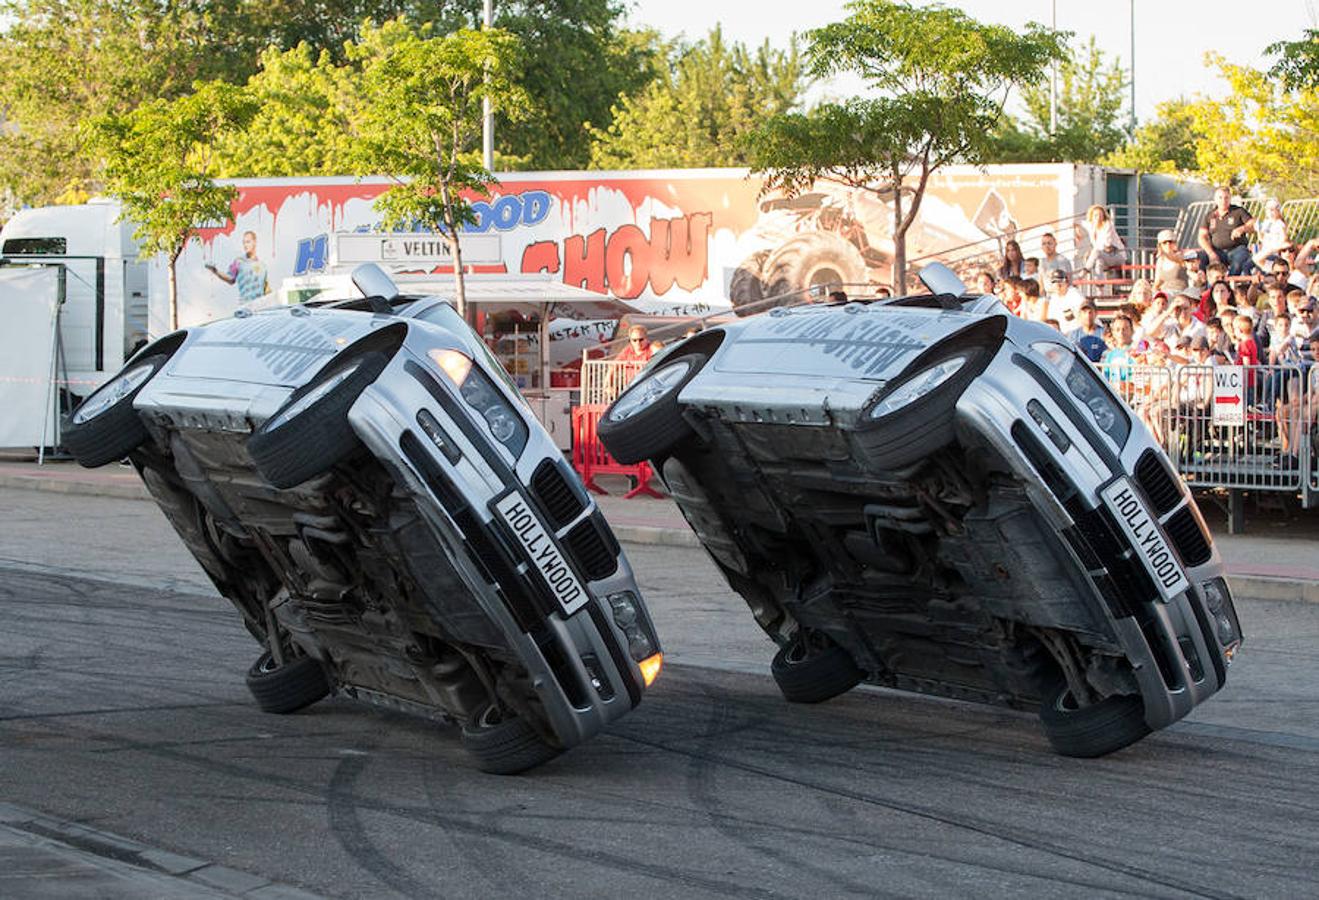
(564, 513), (619, 581)
(399, 430), (551, 631)
(531, 459), (585, 528)
(1134, 449), (1181, 515)
(1164, 507), (1212, 567)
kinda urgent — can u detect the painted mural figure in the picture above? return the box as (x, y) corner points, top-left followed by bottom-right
(206, 230), (269, 302)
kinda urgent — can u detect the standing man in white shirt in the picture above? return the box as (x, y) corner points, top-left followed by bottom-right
(1045, 268), (1086, 330)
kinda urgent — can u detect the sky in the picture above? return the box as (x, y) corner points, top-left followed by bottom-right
(623, 0), (1317, 123)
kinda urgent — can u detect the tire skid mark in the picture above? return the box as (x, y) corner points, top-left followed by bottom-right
(684, 682), (903, 898)
(614, 727), (1241, 900)
(327, 751), (437, 899)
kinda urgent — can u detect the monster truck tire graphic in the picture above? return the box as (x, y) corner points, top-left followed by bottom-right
(729, 250), (770, 315)
(762, 232), (868, 303)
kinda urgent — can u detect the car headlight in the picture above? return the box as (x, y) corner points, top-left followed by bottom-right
(607, 591), (658, 660)
(429, 348), (529, 457)
(1200, 577), (1243, 660)
(1030, 341), (1131, 447)
(869, 355), (967, 419)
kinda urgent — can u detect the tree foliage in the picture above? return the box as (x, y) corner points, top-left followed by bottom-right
(1266, 29), (1319, 91)
(986, 37), (1127, 164)
(1102, 98), (1200, 174)
(352, 23), (528, 316)
(0, 0), (253, 205)
(744, 0), (1065, 291)
(83, 81), (258, 328)
(589, 26), (805, 169)
(1184, 53), (1319, 198)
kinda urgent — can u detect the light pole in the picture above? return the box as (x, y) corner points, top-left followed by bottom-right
(1129, 0), (1137, 136)
(1049, 0), (1057, 134)
(482, 0), (495, 172)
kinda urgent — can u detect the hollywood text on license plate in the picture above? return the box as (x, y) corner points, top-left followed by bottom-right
(1100, 478), (1190, 601)
(494, 492), (588, 615)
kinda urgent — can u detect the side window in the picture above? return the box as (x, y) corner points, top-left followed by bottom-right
(3, 237), (67, 255)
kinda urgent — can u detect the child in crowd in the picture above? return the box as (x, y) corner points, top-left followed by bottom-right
(1023, 257), (1039, 279)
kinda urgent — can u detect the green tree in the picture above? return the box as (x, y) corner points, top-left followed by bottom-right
(1102, 98), (1201, 174)
(986, 36), (1127, 163)
(1186, 53), (1319, 198)
(1266, 29), (1319, 91)
(589, 26), (805, 168)
(0, 0), (254, 206)
(84, 81), (258, 329)
(744, 0), (1065, 291)
(352, 22), (527, 317)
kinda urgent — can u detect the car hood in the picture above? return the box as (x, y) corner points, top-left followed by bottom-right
(166, 309), (398, 388)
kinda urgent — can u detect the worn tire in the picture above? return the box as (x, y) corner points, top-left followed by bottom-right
(762, 232), (867, 302)
(248, 351), (389, 489)
(245, 651), (331, 714)
(598, 353), (707, 465)
(853, 346), (986, 471)
(62, 354), (169, 467)
(1038, 682), (1151, 758)
(461, 705), (562, 775)
(771, 636), (864, 704)
(729, 250), (770, 315)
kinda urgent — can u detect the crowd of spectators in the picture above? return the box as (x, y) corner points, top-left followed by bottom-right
(984, 188), (1319, 468)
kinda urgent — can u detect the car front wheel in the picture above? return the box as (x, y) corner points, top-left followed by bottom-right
(1038, 682), (1150, 758)
(62, 354), (170, 467)
(770, 633), (863, 704)
(597, 352), (707, 464)
(460, 705), (562, 775)
(245, 651), (331, 714)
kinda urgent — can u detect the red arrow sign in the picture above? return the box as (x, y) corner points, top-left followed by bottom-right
(1215, 395), (1241, 405)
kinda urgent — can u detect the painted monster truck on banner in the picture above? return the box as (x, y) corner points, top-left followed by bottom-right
(176, 166), (1076, 330)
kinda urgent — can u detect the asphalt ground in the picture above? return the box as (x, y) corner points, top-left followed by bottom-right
(2, 489), (1318, 898)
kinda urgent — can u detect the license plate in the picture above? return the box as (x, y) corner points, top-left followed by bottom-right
(1100, 478), (1191, 601)
(494, 492), (588, 615)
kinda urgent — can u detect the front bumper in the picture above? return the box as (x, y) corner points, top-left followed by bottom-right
(954, 342), (1240, 729)
(347, 347), (657, 748)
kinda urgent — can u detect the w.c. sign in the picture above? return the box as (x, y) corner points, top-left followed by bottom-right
(1212, 366), (1245, 426)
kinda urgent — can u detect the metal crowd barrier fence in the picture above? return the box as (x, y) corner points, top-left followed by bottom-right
(1092, 361), (1314, 504)
(580, 359), (650, 406)
(572, 359), (662, 498)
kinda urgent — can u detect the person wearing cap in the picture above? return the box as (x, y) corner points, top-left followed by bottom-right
(1138, 290), (1178, 345)
(1174, 294), (1207, 343)
(1066, 298), (1106, 362)
(1295, 297), (1319, 342)
(1252, 198), (1290, 269)
(1153, 229), (1188, 294)
(1045, 267), (1085, 327)
(1198, 185), (1256, 275)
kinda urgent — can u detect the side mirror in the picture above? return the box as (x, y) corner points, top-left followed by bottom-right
(351, 263), (400, 303)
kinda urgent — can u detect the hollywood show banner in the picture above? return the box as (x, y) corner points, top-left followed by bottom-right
(168, 166), (1079, 349)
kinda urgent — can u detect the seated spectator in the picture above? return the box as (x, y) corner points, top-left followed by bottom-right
(1128, 278), (1153, 312)
(974, 270), (996, 295)
(1198, 185), (1256, 275)
(1274, 333), (1319, 468)
(1101, 314), (1137, 386)
(1296, 298), (1319, 341)
(615, 324), (654, 362)
(1023, 257), (1040, 279)
(1234, 314), (1262, 402)
(1268, 313), (1298, 361)
(1045, 268), (1085, 327)
(1252, 198), (1290, 269)
(1174, 295), (1207, 343)
(1185, 254), (1207, 293)
(1083, 204), (1126, 276)
(1067, 298), (1107, 361)
(1152, 229), (1188, 294)
(1019, 278), (1043, 320)
(1137, 290), (1178, 345)
(1197, 278), (1232, 323)
(998, 239), (1025, 280)
(1037, 231), (1073, 289)
(1206, 317), (1233, 357)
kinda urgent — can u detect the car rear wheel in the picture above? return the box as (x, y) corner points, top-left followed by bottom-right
(771, 634), (864, 704)
(62, 354), (170, 467)
(597, 353), (707, 465)
(248, 351), (390, 488)
(1038, 682), (1150, 758)
(460, 705), (562, 775)
(853, 347), (985, 470)
(245, 651), (331, 714)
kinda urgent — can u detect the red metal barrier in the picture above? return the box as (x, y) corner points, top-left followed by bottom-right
(571, 404), (663, 499)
